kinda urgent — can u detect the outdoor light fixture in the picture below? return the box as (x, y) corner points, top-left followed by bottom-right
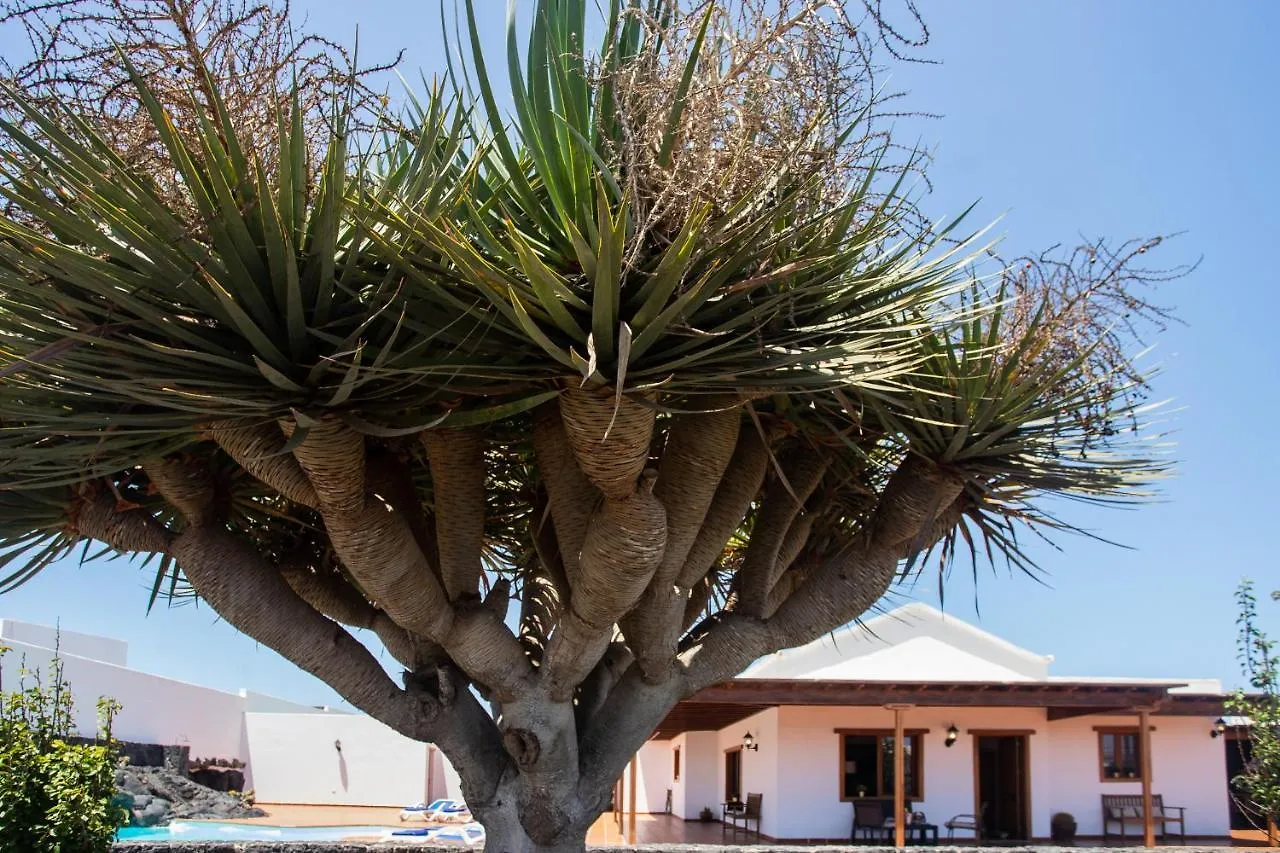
(1210, 718), (1227, 738)
(945, 724), (959, 747)
(334, 739), (343, 752)
(742, 732), (759, 751)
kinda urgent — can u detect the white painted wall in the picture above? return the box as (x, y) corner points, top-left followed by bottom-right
(244, 712), (431, 806)
(1043, 713), (1229, 838)
(0, 619), (128, 666)
(630, 739), (672, 814)
(240, 689), (343, 714)
(0, 638), (247, 760)
(768, 705), (1049, 841)
(709, 705), (1229, 842)
(669, 731), (718, 820)
(714, 707), (780, 837)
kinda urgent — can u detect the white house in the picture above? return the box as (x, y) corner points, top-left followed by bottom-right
(0, 617), (462, 807)
(640, 603), (1234, 844)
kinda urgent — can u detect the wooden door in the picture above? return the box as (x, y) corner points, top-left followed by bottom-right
(725, 747), (742, 803)
(975, 735), (1029, 841)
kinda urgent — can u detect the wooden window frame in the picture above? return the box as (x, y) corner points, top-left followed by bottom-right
(837, 730), (925, 801)
(1096, 727), (1144, 782)
(673, 745), (681, 783)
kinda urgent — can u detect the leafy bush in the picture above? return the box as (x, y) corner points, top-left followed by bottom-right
(0, 644), (126, 853)
(1229, 581), (1280, 835)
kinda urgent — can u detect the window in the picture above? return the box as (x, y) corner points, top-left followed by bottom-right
(673, 746), (681, 782)
(839, 732), (923, 800)
(1097, 728), (1143, 781)
(725, 748), (742, 802)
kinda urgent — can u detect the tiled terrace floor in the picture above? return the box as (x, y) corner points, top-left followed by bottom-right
(231, 807), (1268, 847)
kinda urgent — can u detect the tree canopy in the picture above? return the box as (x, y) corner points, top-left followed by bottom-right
(0, 1), (1182, 850)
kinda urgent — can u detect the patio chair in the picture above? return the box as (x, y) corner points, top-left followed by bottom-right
(945, 802), (986, 839)
(724, 792), (762, 839)
(852, 800), (892, 843)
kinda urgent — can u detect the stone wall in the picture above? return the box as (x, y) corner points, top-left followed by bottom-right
(69, 737), (190, 774)
(110, 840), (1239, 845)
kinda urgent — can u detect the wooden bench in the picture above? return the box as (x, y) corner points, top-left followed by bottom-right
(1101, 794), (1186, 844)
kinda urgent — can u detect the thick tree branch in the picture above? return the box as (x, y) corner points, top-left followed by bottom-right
(287, 421), (532, 696)
(737, 448), (828, 617)
(623, 427), (772, 681)
(140, 457), (442, 741)
(651, 404), (742, 590)
(681, 455), (965, 691)
(558, 387), (654, 500)
(367, 450), (439, 575)
(292, 418), (366, 514)
(421, 426), (486, 601)
(619, 405), (741, 681)
(208, 418), (318, 507)
(278, 561), (432, 669)
(541, 473), (666, 698)
(70, 488), (172, 553)
(675, 428), (771, 589)
(532, 403), (597, 585)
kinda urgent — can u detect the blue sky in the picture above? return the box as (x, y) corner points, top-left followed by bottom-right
(2, 1), (1277, 707)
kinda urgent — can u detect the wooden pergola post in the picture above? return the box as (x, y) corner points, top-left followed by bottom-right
(885, 703), (913, 849)
(628, 753), (638, 844)
(1139, 709), (1155, 848)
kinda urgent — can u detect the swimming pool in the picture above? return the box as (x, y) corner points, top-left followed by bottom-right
(116, 820), (390, 842)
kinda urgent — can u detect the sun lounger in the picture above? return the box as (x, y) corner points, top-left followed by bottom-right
(390, 821), (485, 846)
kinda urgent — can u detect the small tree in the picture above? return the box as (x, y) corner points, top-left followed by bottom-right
(1229, 580), (1280, 842)
(0, 2), (1182, 851)
(0, 646), (125, 853)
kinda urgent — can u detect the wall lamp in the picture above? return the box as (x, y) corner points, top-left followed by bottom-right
(1210, 718), (1227, 739)
(945, 724), (959, 748)
(742, 732), (759, 752)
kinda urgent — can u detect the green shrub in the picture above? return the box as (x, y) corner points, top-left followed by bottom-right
(0, 644), (126, 853)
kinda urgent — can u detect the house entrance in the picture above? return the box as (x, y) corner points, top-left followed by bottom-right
(725, 747), (742, 803)
(1226, 733), (1261, 830)
(975, 735), (1029, 841)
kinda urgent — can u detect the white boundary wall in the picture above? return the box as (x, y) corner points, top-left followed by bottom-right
(244, 712), (462, 806)
(0, 637), (248, 761)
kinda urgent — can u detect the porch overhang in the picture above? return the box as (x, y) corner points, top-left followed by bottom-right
(653, 678), (1229, 739)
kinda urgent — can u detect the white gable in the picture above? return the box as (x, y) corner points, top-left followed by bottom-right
(800, 635), (1035, 681)
(743, 602), (1052, 681)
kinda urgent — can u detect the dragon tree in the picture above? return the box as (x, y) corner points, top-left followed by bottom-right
(0, 1), (1177, 850)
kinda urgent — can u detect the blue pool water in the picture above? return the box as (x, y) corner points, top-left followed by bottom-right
(116, 820), (389, 842)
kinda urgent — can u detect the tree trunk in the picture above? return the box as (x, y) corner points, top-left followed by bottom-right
(477, 795), (595, 853)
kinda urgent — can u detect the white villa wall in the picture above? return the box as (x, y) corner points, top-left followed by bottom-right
(631, 739), (671, 814)
(244, 712), (431, 806)
(715, 707), (780, 838)
(769, 705), (1051, 841)
(0, 619), (128, 666)
(1043, 714), (1229, 838)
(669, 731), (718, 820)
(0, 638), (246, 760)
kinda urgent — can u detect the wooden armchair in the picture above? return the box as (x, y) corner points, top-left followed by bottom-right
(1101, 794), (1187, 844)
(724, 793), (763, 839)
(852, 800), (891, 843)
